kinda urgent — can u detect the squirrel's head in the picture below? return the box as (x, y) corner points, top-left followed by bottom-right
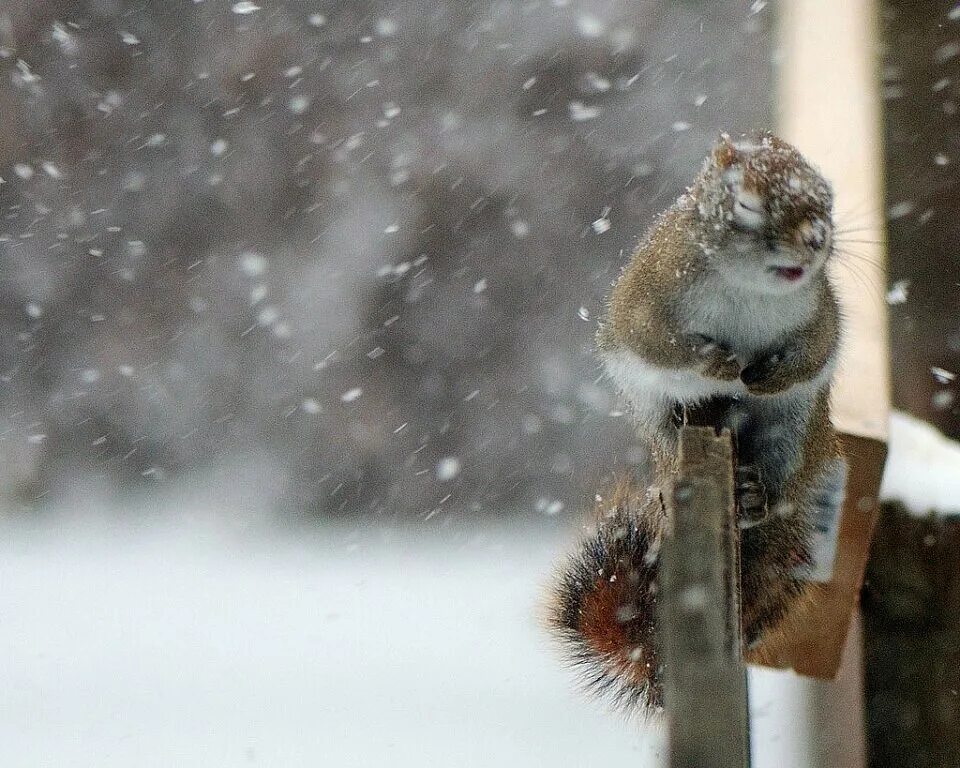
(693, 131), (834, 295)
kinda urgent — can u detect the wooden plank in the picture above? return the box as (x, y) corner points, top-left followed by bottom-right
(661, 427), (749, 768)
(764, 0), (890, 682)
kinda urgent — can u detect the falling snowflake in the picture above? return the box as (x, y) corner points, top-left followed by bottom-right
(436, 457), (461, 482)
(887, 201), (914, 220)
(568, 101), (601, 121)
(232, 2), (260, 15)
(576, 14), (604, 38)
(536, 497), (564, 516)
(288, 95), (311, 115)
(931, 366), (957, 384)
(510, 219), (530, 238)
(257, 306), (279, 327)
(239, 251), (267, 277)
(886, 279), (910, 305)
(376, 18), (397, 37)
(341, 388), (363, 403)
(591, 216), (611, 234)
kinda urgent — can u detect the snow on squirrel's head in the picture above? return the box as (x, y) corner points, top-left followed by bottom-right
(693, 131), (835, 295)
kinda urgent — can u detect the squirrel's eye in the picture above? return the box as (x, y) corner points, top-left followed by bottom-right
(731, 193), (765, 230)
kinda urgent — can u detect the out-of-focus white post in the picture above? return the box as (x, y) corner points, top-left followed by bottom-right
(771, 0), (889, 766)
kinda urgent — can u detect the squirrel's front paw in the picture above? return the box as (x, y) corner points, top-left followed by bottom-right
(741, 352), (793, 394)
(690, 335), (740, 381)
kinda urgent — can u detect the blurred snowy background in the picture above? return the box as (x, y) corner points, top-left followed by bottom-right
(0, 3), (775, 765)
(5, 0), (960, 765)
(0, 0), (772, 518)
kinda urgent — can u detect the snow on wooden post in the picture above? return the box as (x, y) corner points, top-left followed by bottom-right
(661, 426), (750, 768)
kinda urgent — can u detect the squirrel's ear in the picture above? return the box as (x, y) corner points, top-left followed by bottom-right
(712, 132), (740, 170)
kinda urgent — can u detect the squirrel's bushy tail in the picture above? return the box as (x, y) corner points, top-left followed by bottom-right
(548, 479), (666, 712)
(548, 469), (828, 712)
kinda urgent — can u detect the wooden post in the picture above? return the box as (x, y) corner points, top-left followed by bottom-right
(661, 426), (749, 768)
(760, 0), (890, 682)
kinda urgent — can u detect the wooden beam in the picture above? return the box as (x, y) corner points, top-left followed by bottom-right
(661, 427), (749, 768)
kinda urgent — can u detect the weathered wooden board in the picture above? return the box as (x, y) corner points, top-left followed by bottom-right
(661, 427), (749, 768)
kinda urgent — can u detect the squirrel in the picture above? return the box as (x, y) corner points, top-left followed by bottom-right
(549, 132), (848, 712)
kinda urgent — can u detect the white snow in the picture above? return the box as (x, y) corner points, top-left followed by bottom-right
(568, 101), (601, 122)
(288, 95), (310, 115)
(0, 509), (658, 768)
(879, 410), (960, 516)
(887, 201), (914, 220)
(885, 279), (909, 305)
(340, 387), (363, 403)
(0, 488), (871, 768)
(592, 218), (611, 234)
(435, 456), (461, 481)
(239, 251), (267, 277)
(376, 18), (397, 37)
(256, 306), (279, 326)
(576, 14), (605, 38)
(510, 219), (530, 238)
(231, 1), (261, 15)
(930, 366), (956, 383)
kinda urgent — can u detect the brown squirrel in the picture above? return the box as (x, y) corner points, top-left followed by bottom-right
(549, 132), (848, 712)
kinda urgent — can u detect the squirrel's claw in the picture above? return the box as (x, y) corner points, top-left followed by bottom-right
(736, 464), (769, 528)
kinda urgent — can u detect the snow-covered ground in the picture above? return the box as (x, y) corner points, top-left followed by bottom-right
(0, 508), (662, 768)
(0, 489), (860, 768)
(15, 406), (960, 766)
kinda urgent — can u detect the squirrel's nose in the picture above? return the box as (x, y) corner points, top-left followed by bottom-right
(796, 220), (826, 251)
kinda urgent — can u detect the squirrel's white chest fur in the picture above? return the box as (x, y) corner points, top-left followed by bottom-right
(681, 276), (816, 358)
(601, 276), (819, 426)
